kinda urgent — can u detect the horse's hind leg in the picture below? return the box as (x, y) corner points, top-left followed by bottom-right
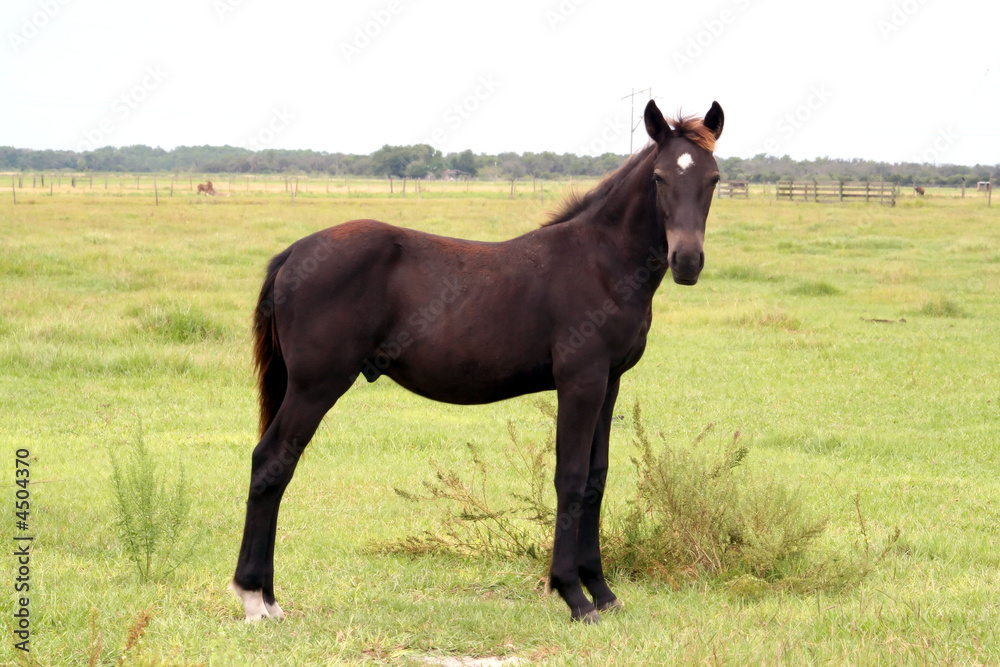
(231, 378), (350, 621)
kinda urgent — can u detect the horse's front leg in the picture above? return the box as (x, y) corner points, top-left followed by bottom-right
(549, 366), (609, 623)
(577, 376), (623, 613)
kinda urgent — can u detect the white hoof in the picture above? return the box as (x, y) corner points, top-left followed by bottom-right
(230, 581), (284, 622)
(264, 599), (285, 621)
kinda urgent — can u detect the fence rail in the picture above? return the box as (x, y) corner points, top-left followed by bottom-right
(717, 180), (749, 198)
(776, 180), (895, 206)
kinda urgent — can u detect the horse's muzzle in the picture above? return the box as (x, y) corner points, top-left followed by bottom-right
(669, 249), (704, 286)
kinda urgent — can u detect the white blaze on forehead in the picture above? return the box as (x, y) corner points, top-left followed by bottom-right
(677, 153), (694, 173)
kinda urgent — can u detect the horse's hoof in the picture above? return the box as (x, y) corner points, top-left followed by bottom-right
(230, 582), (284, 622)
(572, 609), (601, 625)
(264, 599), (285, 621)
(597, 598), (624, 614)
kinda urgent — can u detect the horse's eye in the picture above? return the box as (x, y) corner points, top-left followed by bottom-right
(653, 174), (665, 186)
(710, 175), (721, 186)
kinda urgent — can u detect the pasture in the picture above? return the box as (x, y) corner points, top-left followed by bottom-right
(1, 184), (998, 664)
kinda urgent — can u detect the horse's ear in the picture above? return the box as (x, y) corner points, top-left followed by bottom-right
(644, 100), (672, 144)
(704, 101), (724, 140)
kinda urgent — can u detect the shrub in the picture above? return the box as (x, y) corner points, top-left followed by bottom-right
(108, 422), (199, 581)
(386, 402), (899, 594)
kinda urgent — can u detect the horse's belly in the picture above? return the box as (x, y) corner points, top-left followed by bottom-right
(383, 353), (555, 405)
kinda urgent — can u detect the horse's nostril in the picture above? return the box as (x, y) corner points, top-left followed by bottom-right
(669, 250), (677, 268)
(698, 252), (705, 270)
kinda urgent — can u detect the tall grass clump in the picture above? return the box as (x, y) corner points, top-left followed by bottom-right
(388, 402), (897, 594)
(139, 302), (226, 343)
(919, 296), (965, 318)
(108, 422), (199, 581)
(789, 280), (841, 296)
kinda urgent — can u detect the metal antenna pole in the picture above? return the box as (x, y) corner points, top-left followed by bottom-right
(621, 87), (652, 154)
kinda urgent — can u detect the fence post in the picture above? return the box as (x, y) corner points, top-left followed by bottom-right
(989, 174), (993, 207)
(154, 177), (159, 206)
(11, 176), (15, 205)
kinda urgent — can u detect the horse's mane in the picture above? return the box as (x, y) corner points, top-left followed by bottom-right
(544, 113), (715, 227)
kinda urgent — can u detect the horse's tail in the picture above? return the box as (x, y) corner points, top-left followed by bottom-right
(253, 247), (292, 438)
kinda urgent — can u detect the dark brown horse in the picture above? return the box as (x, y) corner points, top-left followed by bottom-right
(231, 100), (724, 624)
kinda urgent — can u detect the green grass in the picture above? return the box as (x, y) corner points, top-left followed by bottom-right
(1, 190), (999, 664)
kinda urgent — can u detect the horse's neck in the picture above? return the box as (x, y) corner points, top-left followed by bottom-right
(597, 174), (670, 293)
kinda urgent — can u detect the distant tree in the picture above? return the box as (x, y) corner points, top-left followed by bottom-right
(451, 149), (477, 176)
(405, 159), (429, 179)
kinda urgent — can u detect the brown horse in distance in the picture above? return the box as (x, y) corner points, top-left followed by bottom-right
(231, 99), (725, 624)
(197, 180), (215, 195)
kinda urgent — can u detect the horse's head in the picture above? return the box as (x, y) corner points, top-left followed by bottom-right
(644, 100), (724, 286)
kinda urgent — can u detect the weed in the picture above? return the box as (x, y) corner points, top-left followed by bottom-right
(87, 608), (102, 667)
(108, 422), (199, 582)
(117, 608), (152, 665)
(387, 402), (895, 595)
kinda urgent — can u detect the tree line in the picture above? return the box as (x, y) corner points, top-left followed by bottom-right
(0, 144), (995, 186)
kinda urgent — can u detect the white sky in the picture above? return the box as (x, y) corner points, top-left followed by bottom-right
(2, 0), (998, 165)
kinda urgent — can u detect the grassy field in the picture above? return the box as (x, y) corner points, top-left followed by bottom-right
(1, 184), (998, 665)
(3, 173), (583, 201)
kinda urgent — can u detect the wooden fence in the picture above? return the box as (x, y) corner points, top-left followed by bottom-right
(717, 180), (749, 198)
(776, 180), (896, 206)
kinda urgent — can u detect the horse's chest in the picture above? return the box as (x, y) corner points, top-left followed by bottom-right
(611, 311), (651, 375)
